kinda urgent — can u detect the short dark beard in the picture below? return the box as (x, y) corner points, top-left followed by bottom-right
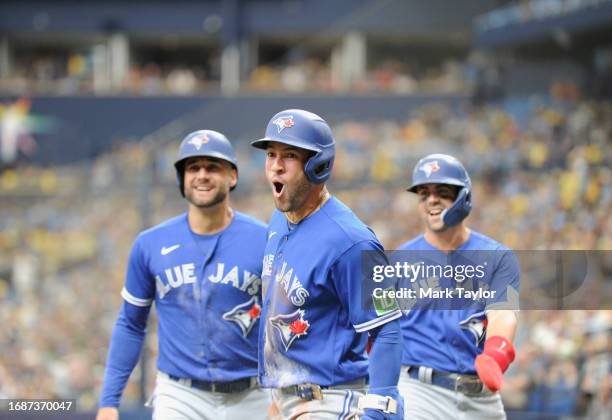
(186, 186), (228, 209)
(275, 175), (312, 213)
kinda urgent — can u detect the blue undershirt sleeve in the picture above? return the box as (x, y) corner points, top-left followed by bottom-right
(368, 317), (402, 390)
(98, 301), (151, 408)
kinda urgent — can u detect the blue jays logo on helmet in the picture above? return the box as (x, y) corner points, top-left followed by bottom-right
(187, 134), (209, 150)
(420, 160), (440, 178)
(272, 115), (295, 133)
(270, 309), (310, 352)
(222, 296), (261, 337)
(251, 109), (336, 184)
(408, 153), (473, 227)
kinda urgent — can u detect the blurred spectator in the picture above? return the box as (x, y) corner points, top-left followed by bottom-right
(166, 67), (198, 95)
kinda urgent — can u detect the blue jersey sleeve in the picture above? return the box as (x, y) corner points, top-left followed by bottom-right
(330, 240), (402, 333)
(99, 302), (150, 408)
(485, 250), (520, 311)
(121, 236), (155, 307)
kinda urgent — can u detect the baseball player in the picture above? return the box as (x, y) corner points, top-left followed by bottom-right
(251, 109), (404, 420)
(97, 131), (269, 420)
(395, 153), (520, 419)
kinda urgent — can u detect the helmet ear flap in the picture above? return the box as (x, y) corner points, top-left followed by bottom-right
(304, 146), (335, 184)
(441, 187), (472, 227)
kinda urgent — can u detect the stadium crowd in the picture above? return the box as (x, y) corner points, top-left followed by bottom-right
(0, 96), (610, 416)
(0, 52), (470, 96)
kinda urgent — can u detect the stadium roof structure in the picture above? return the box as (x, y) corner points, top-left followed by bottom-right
(1, 0), (499, 41)
(474, 0), (612, 48)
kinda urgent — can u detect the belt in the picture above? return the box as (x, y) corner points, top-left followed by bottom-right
(163, 372), (257, 394)
(280, 378), (368, 401)
(407, 366), (488, 396)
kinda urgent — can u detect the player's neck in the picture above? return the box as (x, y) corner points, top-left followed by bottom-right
(188, 201), (234, 235)
(285, 186), (329, 225)
(425, 225), (470, 252)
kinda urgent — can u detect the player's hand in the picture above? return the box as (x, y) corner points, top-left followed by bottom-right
(475, 335), (516, 392)
(96, 407), (119, 420)
(359, 388), (404, 420)
(268, 399), (282, 420)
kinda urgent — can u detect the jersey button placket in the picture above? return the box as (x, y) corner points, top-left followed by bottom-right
(200, 262), (211, 360)
(275, 237), (286, 263)
(267, 247), (286, 323)
(264, 239), (285, 305)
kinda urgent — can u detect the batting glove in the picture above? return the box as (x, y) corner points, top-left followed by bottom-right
(359, 387), (403, 420)
(475, 335), (516, 392)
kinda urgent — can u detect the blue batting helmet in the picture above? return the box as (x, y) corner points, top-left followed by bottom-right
(251, 109), (335, 184)
(408, 153), (472, 227)
(174, 130), (238, 197)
